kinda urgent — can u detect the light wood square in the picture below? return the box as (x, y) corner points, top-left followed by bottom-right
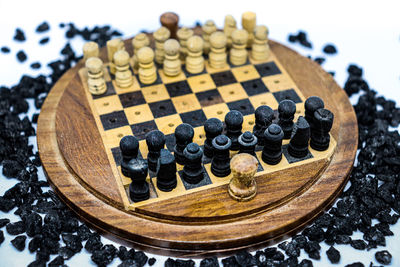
(171, 94), (201, 113)
(187, 74), (216, 93)
(112, 76), (140, 95)
(141, 84), (170, 103)
(139, 140), (149, 159)
(192, 126), (206, 145)
(204, 60), (230, 74)
(249, 92), (279, 110)
(103, 126), (133, 149)
(217, 83), (248, 102)
(202, 103), (230, 121)
(231, 65), (260, 82)
(256, 151), (289, 172)
(158, 69), (187, 84)
(262, 74), (296, 92)
(125, 104), (154, 125)
(103, 66), (112, 82)
(152, 175), (186, 198)
(203, 163), (232, 185)
(93, 95), (123, 115)
(155, 114), (183, 135)
(242, 114), (255, 133)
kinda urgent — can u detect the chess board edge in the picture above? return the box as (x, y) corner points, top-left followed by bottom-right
(37, 38), (358, 256)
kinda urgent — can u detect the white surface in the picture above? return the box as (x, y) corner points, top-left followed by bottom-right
(0, 0), (400, 266)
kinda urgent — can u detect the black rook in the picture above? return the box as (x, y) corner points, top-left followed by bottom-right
(211, 135), (232, 177)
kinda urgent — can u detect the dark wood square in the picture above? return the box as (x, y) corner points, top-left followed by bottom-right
(148, 99), (177, 118)
(211, 71), (237, 87)
(273, 89), (302, 104)
(92, 82), (116, 99)
(100, 111), (129, 131)
(178, 167), (212, 190)
(180, 109), (207, 128)
(282, 144), (313, 164)
(165, 80), (192, 97)
(255, 62), (282, 77)
(130, 120), (158, 140)
(227, 99), (255, 116)
(241, 78), (269, 96)
(195, 89), (224, 107)
(118, 91), (146, 108)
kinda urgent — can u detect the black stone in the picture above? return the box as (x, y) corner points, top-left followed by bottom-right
(314, 57), (325, 65)
(0, 218), (10, 228)
(62, 233), (82, 253)
(25, 212), (43, 237)
(174, 123), (194, 165)
(299, 259), (313, 267)
(148, 257), (156, 266)
(238, 131), (258, 155)
(288, 116), (310, 158)
(36, 22), (50, 33)
(6, 220), (25, 235)
(224, 110), (243, 151)
(30, 62), (41, 70)
(323, 44), (337, 54)
(120, 135), (139, 176)
(236, 250), (257, 266)
(262, 124), (284, 165)
(326, 246), (340, 264)
(350, 239), (367, 250)
(310, 108), (334, 151)
(85, 234), (103, 253)
(145, 130), (165, 172)
(278, 99), (296, 139)
(1, 46), (10, 53)
(127, 159), (150, 202)
(11, 235), (26, 251)
(77, 224), (92, 241)
(345, 263), (364, 267)
(156, 149), (177, 191)
(182, 143), (204, 184)
(204, 118), (223, 158)
(91, 244), (118, 267)
(221, 256), (240, 267)
(253, 105), (274, 146)
(39, 37), (49, 45)
(211, 135), (232, 177)
(200, 257), (219, 267)
(0, 230), (4, 246)
(58, 246), (75, 260)
(48, 256), (64, 267)
(375, 250), (392, 265)
(14, 28), (26, 42)
(304, 96), (324, 129)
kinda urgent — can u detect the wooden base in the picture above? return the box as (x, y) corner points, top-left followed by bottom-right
(37, 34), (358, 256)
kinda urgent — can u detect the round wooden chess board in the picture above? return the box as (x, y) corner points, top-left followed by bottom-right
(37, 29), (358, 256)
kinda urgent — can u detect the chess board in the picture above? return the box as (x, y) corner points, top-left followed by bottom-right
(37, 31), (358, 255)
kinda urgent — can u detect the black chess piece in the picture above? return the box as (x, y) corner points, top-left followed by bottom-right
(174, 123), (194, 165)
(145, 130), (165, 172)
(253, 105), (274, 146)
(310, 108), (334, 151)
(156, 149), (177, 191)
(288, 116), (310, 158)
(262, 124), (284, 165)
(120, 135), (139, 177)
(211, 135), (232, 177)
(238, 131), (258, 155)
(304, 96), (324, 129)
(225, 110), (243, 151)
(278, 99), (296, 139)
(182, 143), (204, 184)
(126, 158), (150, 202)
(204, 118), (224, 158)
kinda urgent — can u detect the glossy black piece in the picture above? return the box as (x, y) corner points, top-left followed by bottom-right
(288, 116), (311, 158)
(120, 135), (139, 177)
(238, 131), (258, 155)
(262, 124), (284, 165)
(278, 99), (296, 139)
(145, 130), (165, 172)
(174, 123), (194, 165)
(225, 110), (243, 151)
(182, 143), (204, 184)
(156, 149), (177, 191)
(204, 118), (224, 158)
(253, 105), (274, 146)
(127, 158), (150, 202)
(310, 108), (334, 151)
(211, 135), (232, 177)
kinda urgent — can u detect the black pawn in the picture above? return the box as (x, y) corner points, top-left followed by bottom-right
(262, 124), (284, 165)
(182, 143), (204, 184)
(288, 116), (310, 158)
(238, 131), (258, 155)
(127, 158), (150, 202)
(204, 118), (223, 158)
(157, 149), (177, 191)
(225, 110), (243, 151)
(310, 108), (334, 151)
(253, 105), (274, 146)
(278, 100), (296, 139)
(174, 123), (194, 165)
(120, 135), (139, 177)
(211, 135), (232, 177)
(304, 96), (324, 129)
(145, 130), (165, 172)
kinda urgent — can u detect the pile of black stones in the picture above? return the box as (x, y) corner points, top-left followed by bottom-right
(0, 22), (399, 267)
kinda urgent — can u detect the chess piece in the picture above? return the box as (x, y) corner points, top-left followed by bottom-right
(278, 99), (296, 139)
(182, 143), (204, 184)
(107, 38), (125, 74)
(211, 135), (232, 177)
(83, 41), (99, 61)
(224, 15), (237, 49)
(288, 116), (311, 158)
(127, 158), (150, 202)
(177, 27), (194, 61)
(85, 57), (107, 95)
(202, 20), (217, 55)
(154, 26), (171, 65)
(241, 11), (256, 48)
(114, 50), (133, 88)
(304, 96), (324, 129)
(209, 32), (227, 69)
(146, 130), (165, 172)
(157, 149), (177, 191)
(120, 135), (139, 177)
(251, 25), (270, 61)
(253, 105), (274, 146)
(230, 29), (249, 66)
(225, 110), (243, 151)
(132, 33), (150, 71)
(163, 39), (182, 77)
(310, 108), (334, 151)
(160, 12), (179, 39)
(228, 153), (258, 201)
(238, 131), (258, 155)
(174, 123), (194, 165)
(137, 47), (157, 85)
(204, 118), (224, 158)
(262, 124), (284, 165)
(186, 36), (204, 74)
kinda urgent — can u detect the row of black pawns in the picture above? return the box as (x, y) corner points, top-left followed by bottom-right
(120, 96), (334, 202)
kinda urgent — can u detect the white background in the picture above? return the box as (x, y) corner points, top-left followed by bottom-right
(0, 0), (400, 266)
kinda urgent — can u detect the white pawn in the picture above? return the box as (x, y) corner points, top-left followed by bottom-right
(230, 29), (248, 66)
(86, 57), (107, 95)
(137, 47), (157, 85)
(114, 50), (133, 88)
(177, 27), (194, 61)
(224, 15), (237, 49)
(202, 20), (217, 55)
(242, 11), (256, 48)
(209, 32), (227, 69)
(83, 41), (99, 61)
(132, 33), (150, 71)
(251, 25), (270, 61)
(153, 27), (171, 65)
(107, 38), (125, 74)
(163, 39), (181, 77)
(186, 36), (204, 74)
